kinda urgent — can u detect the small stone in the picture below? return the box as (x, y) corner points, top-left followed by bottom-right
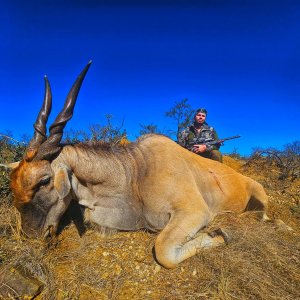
(0, 266), (44, 299)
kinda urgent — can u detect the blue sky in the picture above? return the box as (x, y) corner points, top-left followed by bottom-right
(1, 0), (299, 155)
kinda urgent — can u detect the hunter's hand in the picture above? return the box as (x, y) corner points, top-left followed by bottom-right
(192, 144), (207, 153)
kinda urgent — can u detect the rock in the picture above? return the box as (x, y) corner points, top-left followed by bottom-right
(0, 265), (44, 299)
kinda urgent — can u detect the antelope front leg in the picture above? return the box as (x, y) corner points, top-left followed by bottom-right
(154, 207), (226, 269)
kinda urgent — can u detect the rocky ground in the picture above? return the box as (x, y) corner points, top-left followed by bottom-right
(0, 156), (299, 299)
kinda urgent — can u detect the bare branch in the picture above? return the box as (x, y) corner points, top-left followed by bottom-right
(0, 134), (26, 145)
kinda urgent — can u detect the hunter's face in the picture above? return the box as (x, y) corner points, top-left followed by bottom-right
(194, 112), (206, 124)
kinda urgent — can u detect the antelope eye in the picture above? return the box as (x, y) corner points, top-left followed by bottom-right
(39, 177), (51, 187)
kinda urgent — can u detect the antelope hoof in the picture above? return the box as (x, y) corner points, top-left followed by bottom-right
(274, 219), (294, 232)
(208, 228), (230, 244)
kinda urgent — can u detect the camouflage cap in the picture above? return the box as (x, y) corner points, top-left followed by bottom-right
(195, 108), (207, 115)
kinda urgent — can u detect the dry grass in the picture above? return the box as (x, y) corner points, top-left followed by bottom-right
(1, 156), (300, 299)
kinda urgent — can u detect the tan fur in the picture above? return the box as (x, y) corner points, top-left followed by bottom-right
(10, 160), (50, 206)
(24, 149), (38, 162)
(54, 168), (70, 198)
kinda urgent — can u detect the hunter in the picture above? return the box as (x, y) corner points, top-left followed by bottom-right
(178, 108), (223, 162)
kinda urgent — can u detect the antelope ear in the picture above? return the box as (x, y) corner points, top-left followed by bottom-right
(0, 161), (20, 170)
(54, 168), (71, 199)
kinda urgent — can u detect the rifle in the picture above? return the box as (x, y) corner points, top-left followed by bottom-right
(188, 135), (241, 151)
(206, 135), (241, 147)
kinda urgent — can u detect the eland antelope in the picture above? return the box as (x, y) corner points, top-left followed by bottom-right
(6, 62), (269, 268)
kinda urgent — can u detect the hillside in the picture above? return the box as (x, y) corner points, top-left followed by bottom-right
(0, 155), (299, 299)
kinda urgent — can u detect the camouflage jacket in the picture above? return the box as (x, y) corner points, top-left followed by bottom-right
(178, 123), (220, 151)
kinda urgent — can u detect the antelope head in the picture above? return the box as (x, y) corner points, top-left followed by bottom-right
(9, 62), (91, 238)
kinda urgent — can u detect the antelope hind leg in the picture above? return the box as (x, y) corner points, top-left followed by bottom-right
(254, 211), (293, 231)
